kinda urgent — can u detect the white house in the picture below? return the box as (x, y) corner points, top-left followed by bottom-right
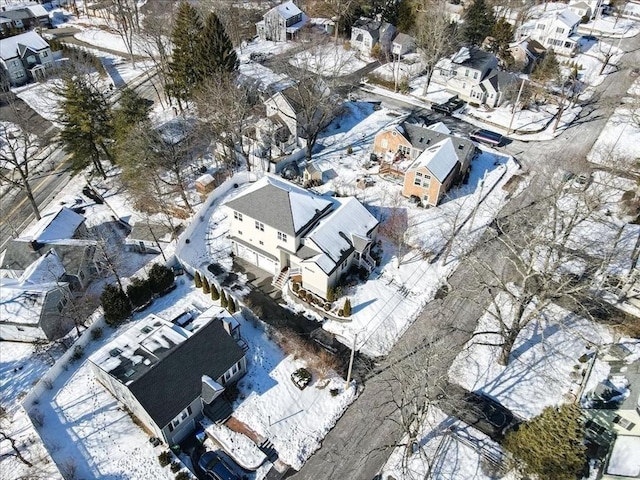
(434, 47), (515, 107)
(350, 16), (397, 56)
(569, 1), (592, 20)
(392, 32), (416, 57)
(517, 8), (581, 56)
(0, 30), (53, 86)
(89, 307), (247, 446)
(0, 251), (73, 342)
(224, 175), (379, 299)
(256, 0), (307, 42)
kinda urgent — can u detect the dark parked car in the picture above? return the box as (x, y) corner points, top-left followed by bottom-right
(431, 98), (465, 115)
(198, 451), (241, 480)
(470, 129), (504, 147)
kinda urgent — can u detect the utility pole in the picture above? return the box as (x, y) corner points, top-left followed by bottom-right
(507, 77), (526, 135)
(345, 333), (358, 389)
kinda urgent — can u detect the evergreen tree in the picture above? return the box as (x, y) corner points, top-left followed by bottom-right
(194, 271), (202, 288)
(462, 0), (496, 45)
(113, 88), (151, 144)
(168, 2), (203, 103)
(488, 17), (515, 67)
(503, 404), (586, 480)
(220, 290), (228, 309)
(57, 75), (113, 178)
(343, 298), (352, 316)
(227, 295), (236, 314)
(101, 284), (131, 325)
(202, 276), (210, 294)
(148, 264), (175, 294)
(196, 12), (238, 80)
(532, 48), (560, 82)
(211, 284), (220, 301)
(126, 277), (153, 308)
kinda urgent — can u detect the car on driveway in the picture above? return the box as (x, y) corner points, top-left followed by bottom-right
(198, 451), (242, 480)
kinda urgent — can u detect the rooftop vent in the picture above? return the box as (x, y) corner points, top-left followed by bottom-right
(109, 348), (122, 357)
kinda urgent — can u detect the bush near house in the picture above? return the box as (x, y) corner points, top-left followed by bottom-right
(228, 295), (237, 313)
(148, 264), (175, 294)
(342, 298), (352, 317)
(202, 276), (211, 294)
(211, 284), (220, 301)
(126, 277), (153, 309)
(194, 271), (202, 288)
(158, 451), (172, 467)
(291, 367), (312, 390)
(220, 290), (228, 308)
(101, 284), (131, 325)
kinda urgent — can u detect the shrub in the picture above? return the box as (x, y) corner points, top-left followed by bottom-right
(343, 298), (352, 317)
(299, 290), (307, 299)
(338, 309), (344, 316)
(202, 276), (210, 294)
(158, 451), (172, 467)
(346, 145), (353, 155)
(72, 345), (83, 361)
(211, 284), (220, 301)
(148, 264), (175, 294)
(330, 388), (340, 397)
(323, 303), (331, 311)
(170, 461), (181, 473)
(175, 472), (190, 480)
(291, 367), (312, 390)
(220, 290), (228, 309)
(194, 271), (202, 288)
(228, 295), (237, 314)
(100, 284), (131, 326)
(292, 281), (301, 293)
(326, 287), (335, 302)
(91, 327), (103, 340)
(126, 277), (153, 308)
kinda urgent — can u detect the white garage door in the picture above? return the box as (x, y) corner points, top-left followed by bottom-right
(257, 254), (278, 275)
(236, 243), (257, 265)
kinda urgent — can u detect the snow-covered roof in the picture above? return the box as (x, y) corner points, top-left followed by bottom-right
(303, 197), (378, 274)
(225, 175), (333, 236)
(427, 122), (451, 134)
(19, 249), (65, 285)
(548, 8), (581, 27)
(271, 0), (302, 20)
(27, 207), (85, 243)
(25, 4), (49, 17)
(606, 436), (640, 477)
(569, 1), (590, 10)
(409, 138), (460, 183)
(0, 277), (61, 326)
(0, 30), (49, 60)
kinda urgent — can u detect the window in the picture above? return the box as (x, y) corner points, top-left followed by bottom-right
(398, 145), (410, 156)
(238, 230), (242, 235)
(15, 71), (25, 78)
(259, 240), (264, 245)
(473, 72), (478, 80)
(26, 55), (36, 65)
(255, 221), (264, 231)
(12, 59), (20, 68)
(168, 405), (193, 431)
(613, 415), (636, 430)
(79, 270), (86, 280)
(537, 23), (545, 29)
(277, 231), (287, 242)
(465, 69), (469, 77)
(57, 297), (68, 313)
(414, 176), (422, 186)
(42, 51), (48, 58)
(234, 211), (243, 221)
(556, 27), (564, 34)
(381, 138), (388, 148)
(231, 362), (239, 375)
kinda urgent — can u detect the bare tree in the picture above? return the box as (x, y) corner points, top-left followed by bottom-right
(102, 0), (141, 65)
(413, 0), (461, 96)
(312, 0), (361, 44)
(462, 176), (617, 365)
(0, 101), (46, 220)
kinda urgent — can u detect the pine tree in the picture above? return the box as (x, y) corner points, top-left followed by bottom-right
(489, 17), (515, 67)
(126, 277), (153, 308)
(196, 12), (238, 81)
(211, 284), (220, 301)
(503, 404), (586, 480)
(220, 290), (228, 309)
(462, 0), (496, 46)
(148, 264), (175, 294)
(168, 2), (203, 103)
(202, 276), (210, 294)
(113, 88), (151, 144)
(343, 298), (352, 316)
(194, 271), (202, 288)
(57, 75), (114, 178)
(101, 284), (131, 325)
(532, 48), (560, 82)
(228, 295), (236, 314)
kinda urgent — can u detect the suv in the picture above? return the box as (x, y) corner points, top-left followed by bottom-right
(198, 451), (241, 480)
(431, 98), (465, 115)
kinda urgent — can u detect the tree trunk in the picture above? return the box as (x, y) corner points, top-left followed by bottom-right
(0, 432), (33, 467)
(498, 328), (519, 365)
(422, 66), (434, 97)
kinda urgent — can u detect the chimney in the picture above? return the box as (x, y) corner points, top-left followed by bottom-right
(28, 240), (43, 252)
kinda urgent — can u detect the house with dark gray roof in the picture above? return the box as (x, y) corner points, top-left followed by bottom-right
(392, 33), (416, 57)
(89, 307), (246, 445)
(0, 30), (53, 86)
(433, 47), (515, 107)
(350, 16), (396, 56)
(225, 175), (379, 299)
(256, 0), (307, 42)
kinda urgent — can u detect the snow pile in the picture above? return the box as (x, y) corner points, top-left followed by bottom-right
(450, 296), (613, 420)
(203, 421), (267, 470)
(290, 43), (367, 77)
(606, 436), (640, 477)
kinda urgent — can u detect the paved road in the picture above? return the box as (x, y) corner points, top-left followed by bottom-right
(290, 32), (640, 480)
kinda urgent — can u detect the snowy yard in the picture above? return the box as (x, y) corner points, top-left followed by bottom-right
(371, 54), (424, 83)
(290, 43), (368, 77)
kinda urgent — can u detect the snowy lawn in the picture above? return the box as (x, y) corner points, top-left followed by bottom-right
(449, 298), (613, 420)
(14, 81), (63, 125)
(606, 436), (640, 477)
(237, 39), (296, 64)
(579, 15), (640, 37)
(371, 54), (424, 83)
(381, 407), (518, 480)
(74, 28), (150, 56)
(290, 43), (368, 77)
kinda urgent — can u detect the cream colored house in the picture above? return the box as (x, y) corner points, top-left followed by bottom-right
(517, 8), (581, 57)
(582, 343), (640, 479)
(224, 175), (379, 299)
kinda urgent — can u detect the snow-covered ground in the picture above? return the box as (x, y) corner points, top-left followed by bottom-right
(290, 43), (368, 77)
(74, 28), (150, 56)
(14, 81), (63, 125)
(579, 14), (640, 37)
(371, 54), (424, 83)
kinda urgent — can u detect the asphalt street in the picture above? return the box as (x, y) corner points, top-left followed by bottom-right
(289, 32), (640, 480)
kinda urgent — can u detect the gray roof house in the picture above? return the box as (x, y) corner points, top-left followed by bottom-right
(0, 250), (73, 342)
(89, 307), (247, 446)
(224, 175), (379, 299)
(256, 0), (307, 42)
(0, 30), (54, 86)
(350, 16), (397, 56)
(392, 32), (416, 57)
(0, 3), (51, 33)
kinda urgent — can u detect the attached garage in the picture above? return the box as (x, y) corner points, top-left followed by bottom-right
(257, 254), (278, 275)
(236, 243), (257, 265)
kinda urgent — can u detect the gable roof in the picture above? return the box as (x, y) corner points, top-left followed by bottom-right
(569, 1), (590, 10)
(19, 249), (65, 285)
(0, 30), (48, 60)
(397, 122), (475, 166)
(450, 46), (497, 72)
(270, 0), (302, 20)
(554, 8), (581, 27)
(129, 222), (174, 244)
(91, 312), (245, 428)
(27, 207), (85, 243)
(409, 138), (459, 183)
(303, 197), (378, 274)
(0, 277), (63, 326)
(1, 238), (97, 275)
(225, 175), (334, 236)
(393, 32), (415, 48)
